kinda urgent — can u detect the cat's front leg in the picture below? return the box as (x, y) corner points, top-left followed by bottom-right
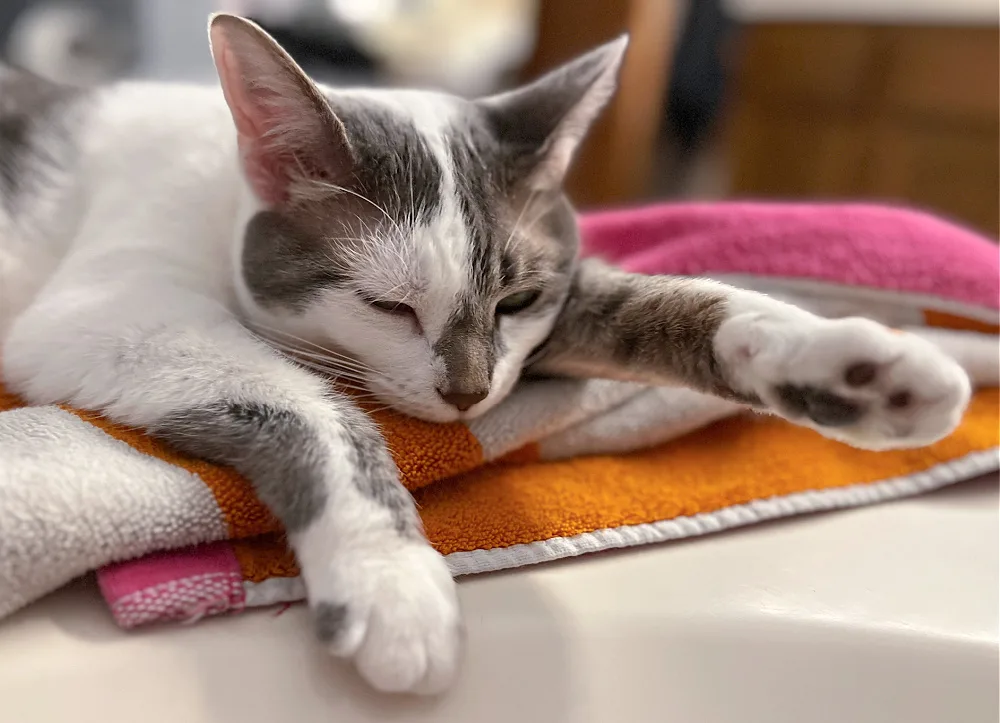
(530, 259), (972, 450)
(2, 290), (460, 694)
(154, 397), (461, 693)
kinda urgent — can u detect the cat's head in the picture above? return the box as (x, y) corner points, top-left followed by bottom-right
(209, 14), (626, 422)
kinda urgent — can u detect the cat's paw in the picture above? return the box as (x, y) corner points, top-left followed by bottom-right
(716, 312), (972, 450)
(311, 541), (461, 695)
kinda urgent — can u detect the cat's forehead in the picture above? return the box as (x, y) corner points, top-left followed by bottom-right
(321, 88), (563, 286)
(321, 88), (511, 227)
(321, 89), (452, 224)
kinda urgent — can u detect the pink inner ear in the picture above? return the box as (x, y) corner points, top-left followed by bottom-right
(240, 141), (292, 206)
(210, 24), (295, 205)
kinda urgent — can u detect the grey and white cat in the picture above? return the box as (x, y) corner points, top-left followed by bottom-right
(0, 14), (972, 694)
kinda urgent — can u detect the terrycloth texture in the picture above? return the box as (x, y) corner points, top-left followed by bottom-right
(0, 202), (997, 626)
(581, 202), (1000, 309)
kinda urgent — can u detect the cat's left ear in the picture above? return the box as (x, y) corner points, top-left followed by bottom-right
(208, 13), (355, 205)
(478, 36), (628, 192)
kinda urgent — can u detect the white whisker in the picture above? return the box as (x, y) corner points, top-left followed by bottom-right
(247, 321), (374, 369)
(314, 180), (405, 239)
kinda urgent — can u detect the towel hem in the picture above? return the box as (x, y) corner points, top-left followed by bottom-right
(705, 274), (1000, 321)
(444, 447), (1000, 575)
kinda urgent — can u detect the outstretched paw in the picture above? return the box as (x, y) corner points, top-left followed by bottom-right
(717, 313), (972, 450)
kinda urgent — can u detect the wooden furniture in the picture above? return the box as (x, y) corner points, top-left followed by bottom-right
(519, 0), (679, 208)
(726, 24), (1000, 238)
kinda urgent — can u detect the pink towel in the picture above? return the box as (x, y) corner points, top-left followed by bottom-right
(580, 202), (999, 309)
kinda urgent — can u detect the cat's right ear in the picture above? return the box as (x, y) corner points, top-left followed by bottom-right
(208, 13), (355, 205)
(478, 36), (628, 193)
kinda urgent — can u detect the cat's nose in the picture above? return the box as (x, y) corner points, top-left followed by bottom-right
(437, 388), (489, 412)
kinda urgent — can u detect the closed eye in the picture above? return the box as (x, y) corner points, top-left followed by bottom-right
(496, 290), (541, 315)
(366, 297), (416, 317)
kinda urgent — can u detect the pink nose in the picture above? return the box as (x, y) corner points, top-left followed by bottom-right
(437, 389), (488, 411)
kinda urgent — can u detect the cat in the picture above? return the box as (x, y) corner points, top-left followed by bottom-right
(0, 13), (973, 694)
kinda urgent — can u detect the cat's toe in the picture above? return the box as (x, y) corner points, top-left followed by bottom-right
(314, 601), (367, 657)
(828, 331), (971, 449)
(729, 315), (972, 449)
(313, 542), (461, 694)
(773, 384), (865, 427)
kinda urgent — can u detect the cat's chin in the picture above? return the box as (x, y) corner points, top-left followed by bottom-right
(373, 393), (494, 424)
(367, 392), (459, 424)
(401, 403), (491, 424)
(407, 406), (463, 424)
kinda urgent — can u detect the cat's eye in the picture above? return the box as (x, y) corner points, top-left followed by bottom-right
(496, 290), (541, 315)
(367, 298), (415, 316)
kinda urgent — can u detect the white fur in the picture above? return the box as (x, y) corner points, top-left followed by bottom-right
(0, 37), (572, 689)
(0, 75), (471, 693)
(715, 288), (972, 450)
(0, 17), (976, 698)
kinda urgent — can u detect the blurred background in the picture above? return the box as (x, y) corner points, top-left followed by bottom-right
(0, 0), (997, 238)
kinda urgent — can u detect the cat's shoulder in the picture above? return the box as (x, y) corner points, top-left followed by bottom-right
(85, 79), (230, 135)
(0, 66), (219, 122)
(1, 65), (232, 154)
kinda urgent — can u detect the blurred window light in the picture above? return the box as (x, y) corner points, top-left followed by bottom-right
(329, 0), (404, 26)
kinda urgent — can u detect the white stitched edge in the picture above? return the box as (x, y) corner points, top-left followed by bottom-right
(445, 447), (1000, 575)
(243, 575), (307, 607)
(234, 447), (1000, 604)
(706, 274), (1000, 323)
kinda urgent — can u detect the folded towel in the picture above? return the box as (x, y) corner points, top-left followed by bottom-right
(1, 202), (997, 626)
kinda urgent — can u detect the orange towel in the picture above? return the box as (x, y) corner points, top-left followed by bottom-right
(1, 374), (997, 625)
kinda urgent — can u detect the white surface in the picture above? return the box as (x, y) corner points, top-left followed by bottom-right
(725, 0), (999, 24)
(0, 474), (997, 723)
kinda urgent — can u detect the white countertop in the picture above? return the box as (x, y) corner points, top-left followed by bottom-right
(0, 473), (996, 723)
(726, 0), (999, 24)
